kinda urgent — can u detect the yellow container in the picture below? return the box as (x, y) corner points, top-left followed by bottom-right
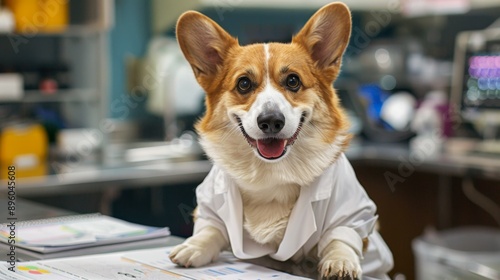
(5, 0), (69, 33)
(5, 0), (38, 33)
(0, 123), (48, 179)
(39, 0), (69, 32)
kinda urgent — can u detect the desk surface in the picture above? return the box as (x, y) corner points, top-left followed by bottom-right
(0, 197), (74, 221)
(1, 141), (499, 197)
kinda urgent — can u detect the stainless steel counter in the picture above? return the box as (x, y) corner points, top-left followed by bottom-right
(0, 160), (212, 197)
(347, 142), (500, 179)
(1, 141), (499, 198)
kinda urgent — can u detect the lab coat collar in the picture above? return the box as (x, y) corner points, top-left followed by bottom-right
(213, 163), (336, 202)
(308, 164), (335, 202)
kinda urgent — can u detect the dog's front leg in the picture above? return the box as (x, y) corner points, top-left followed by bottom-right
(169, 226), (228, 267)
(318, 240), (362, 280)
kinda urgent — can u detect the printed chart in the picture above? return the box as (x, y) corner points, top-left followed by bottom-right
(1, 247), (309, 280)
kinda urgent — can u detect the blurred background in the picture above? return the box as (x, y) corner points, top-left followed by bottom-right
(1, 0), (500, 279)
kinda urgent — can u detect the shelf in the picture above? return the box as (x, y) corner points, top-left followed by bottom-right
(197, 0), (500, 10)
(153, 0), (500, 34)
(0, 24), (106, 38)
(151, 0), (396, 35)
(198, 0), (397, 10)
(0, 89), (98, 103)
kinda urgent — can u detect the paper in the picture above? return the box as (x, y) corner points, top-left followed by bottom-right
(0, 247), (310, 280)
(123, 248), (309, 279)
(65, 216), (151, 238)
(1, 224), (96, 246)
(8, 215), (151, 246)
(0, 254), (177, 280)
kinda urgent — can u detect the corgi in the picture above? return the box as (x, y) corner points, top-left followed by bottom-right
(170, 2), (393, 279)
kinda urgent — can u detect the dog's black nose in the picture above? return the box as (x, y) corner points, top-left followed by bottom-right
(257, 111), (285, 133)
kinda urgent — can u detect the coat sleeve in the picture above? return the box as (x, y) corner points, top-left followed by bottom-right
(192, 166), (230, 243)
(318, 154), (379, 259)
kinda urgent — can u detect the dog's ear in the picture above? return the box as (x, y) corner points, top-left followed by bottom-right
(176, 11), (237, 80)
(293, 2), (351, 70)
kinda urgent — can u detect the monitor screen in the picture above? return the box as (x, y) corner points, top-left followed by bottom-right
(453, 28), (500, 132)
(462, 39), (500, 110)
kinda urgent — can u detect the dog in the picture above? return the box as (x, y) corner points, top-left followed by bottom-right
(170, 2), (393, 279)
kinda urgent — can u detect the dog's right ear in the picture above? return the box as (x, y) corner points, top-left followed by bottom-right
(176, 11), (237, 82)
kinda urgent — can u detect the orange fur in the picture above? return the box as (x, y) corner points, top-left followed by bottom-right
(177, 5), (352, 150)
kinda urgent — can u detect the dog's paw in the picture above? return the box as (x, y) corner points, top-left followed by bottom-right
(319, 258), (361, 280)
(319, 240), (362, 280)
(169, 243), (218, 268)
(169, 226), (228, 268)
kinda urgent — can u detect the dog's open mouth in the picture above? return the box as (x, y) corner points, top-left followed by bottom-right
(236, 115), (304, 160)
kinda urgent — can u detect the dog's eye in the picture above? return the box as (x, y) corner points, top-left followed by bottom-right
(237, 77), (252, 94)
(285, 74), (301, 92)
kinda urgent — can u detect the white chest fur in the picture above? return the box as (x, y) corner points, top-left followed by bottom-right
(240, 183), (300, 249)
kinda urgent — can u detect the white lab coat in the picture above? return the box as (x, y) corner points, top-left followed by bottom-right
(194, 154), (394, 279)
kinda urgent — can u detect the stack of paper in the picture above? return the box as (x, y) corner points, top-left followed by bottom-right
(0, 213), (170, 258)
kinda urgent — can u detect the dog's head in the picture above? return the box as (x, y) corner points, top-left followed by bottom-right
(176, 3), (352, 187)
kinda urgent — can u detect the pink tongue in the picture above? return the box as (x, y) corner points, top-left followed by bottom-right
(257, 139), (287, 159)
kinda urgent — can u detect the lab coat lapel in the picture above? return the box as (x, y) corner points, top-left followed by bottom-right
(216, 173), (273, 259)
(270, 184), (317, 261)
(216, 183), (243, 255)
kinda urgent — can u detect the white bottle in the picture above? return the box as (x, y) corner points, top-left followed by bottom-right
(0, 4), (14, 33)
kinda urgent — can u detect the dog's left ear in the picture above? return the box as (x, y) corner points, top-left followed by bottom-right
(293, 2), (351, 70)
